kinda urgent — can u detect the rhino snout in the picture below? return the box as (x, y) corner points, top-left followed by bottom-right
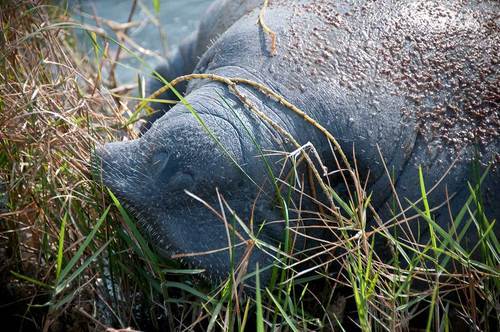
(94, 141), (147, 194)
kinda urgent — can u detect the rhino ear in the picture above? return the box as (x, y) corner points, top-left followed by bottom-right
(139, 66), (175, 135)
(141, 32), (198, 134)
(139, 64), (183, 135)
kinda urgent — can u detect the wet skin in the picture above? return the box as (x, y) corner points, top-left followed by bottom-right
(96, 0), (500, 283)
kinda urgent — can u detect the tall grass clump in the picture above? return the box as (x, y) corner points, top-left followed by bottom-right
(0, 1), (206, 330)
(1, 1), (498, 331)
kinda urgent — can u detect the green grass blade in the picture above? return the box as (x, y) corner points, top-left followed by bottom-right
(207, 297), (225, 332)
(418, 166), (431, 219)
(56, 238), (112, 294)
(467, 182), (500, 250)
(163, 281), (209, 302)
(161, 268), (206, 275)
(419, 166), (438, 261)
(255, 264), (265, 332)
(108, 189), (161, 271)
(152, 0), (160, 13)
(10, 271), (54, 290)
(425, 282), (439, 332)
(58, 206), (110, 282)
(55, 213), (68, 280)
(266, 288), (299, 332)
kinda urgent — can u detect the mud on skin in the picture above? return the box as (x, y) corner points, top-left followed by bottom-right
(95, 0), (500, 284)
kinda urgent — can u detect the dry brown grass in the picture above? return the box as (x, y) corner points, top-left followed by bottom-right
(1, 1), (129, 330)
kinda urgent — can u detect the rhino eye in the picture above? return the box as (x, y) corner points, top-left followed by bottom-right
(151, 151), (194, 190)
(151, 152), (171, 177)
(151, 151), (184, 180)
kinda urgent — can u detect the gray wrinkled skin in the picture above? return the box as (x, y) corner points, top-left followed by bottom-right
(96, 0), (500, 282)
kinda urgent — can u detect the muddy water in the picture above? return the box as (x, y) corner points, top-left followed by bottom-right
(71, 0), (214, 83)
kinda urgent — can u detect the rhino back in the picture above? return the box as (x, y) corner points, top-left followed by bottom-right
(190, 0), (499, 244)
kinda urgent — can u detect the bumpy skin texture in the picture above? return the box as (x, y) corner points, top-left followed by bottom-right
(143, 0), (263, 132)
(97, 0), (500, 282)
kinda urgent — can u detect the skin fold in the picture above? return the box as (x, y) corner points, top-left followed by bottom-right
(96, 0), (500, 283)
